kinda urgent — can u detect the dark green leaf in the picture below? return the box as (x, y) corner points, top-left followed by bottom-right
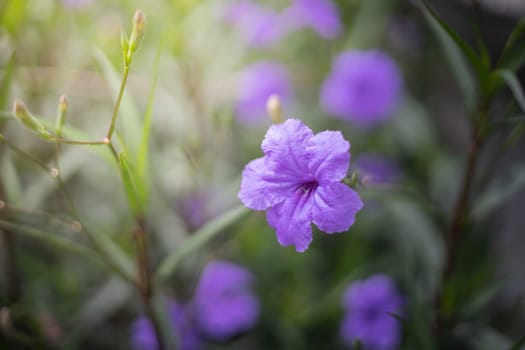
(418, 0), (487, 111)
(498, 69), (525, 114)
(498, 19), (525, 71)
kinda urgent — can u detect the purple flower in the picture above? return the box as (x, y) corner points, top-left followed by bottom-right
(238, 118), (363, 252)
(282, 0), (342, 39)
(223, 1), (286, 47)
(321, 50), (403, 128)
(340, 275), (404, 350)
(235, 62), (293, 125)
(353, 154), (400, 185)
(193, 261), (260, 340)
(130, 317), (160, 350)
(130, 261), (259, 349)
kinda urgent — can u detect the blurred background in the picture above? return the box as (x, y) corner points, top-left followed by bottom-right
(1, 0), (525, 349)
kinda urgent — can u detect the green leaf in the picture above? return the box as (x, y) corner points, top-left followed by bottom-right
(418, 0), (483, 111)
(155, 205), (249, 281)
(498, 19), (525, 71)
(118, 152), (146, 216)
(136, 38), (162, 190)
(498, 69), (525, 114)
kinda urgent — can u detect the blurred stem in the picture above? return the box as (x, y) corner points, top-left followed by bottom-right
(436, 99), (488, 328)
(133, 218), (167, 350)
(107, 64), (130, 140)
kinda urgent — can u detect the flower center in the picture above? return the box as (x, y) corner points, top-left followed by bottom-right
(297, 181), (318, 195)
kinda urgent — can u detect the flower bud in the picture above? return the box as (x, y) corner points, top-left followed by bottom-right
(266, 94), (283, 124)
(13, 99), (53, 140)
(56, 95), (68, 137)
(126, 9), (145, 65)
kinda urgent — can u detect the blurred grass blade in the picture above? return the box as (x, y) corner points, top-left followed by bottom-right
(66, 277), (133, 345)
(137, 38), (162, 181)
(418, 0), (480, 111)
(1, 152), (22, 203)
(83, 223), (135, 281)
(93, 48), (141, 158)
(498, 69), (525, 114)
(119, 152), (145, 216)
(473, 162), (525, 219)
(0, 219), (107, 268)
(498, 19), (525, 71)
(156, 205), (249, 281)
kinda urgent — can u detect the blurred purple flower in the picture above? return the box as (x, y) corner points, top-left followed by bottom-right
(130, 317), (159, 350)
(193, 261), (260, 340)
(177, 191), (212, 231)
(235, 62), (293, 125)
(321, 50), (403, 128)
(238, 119), (363, 252)
(131, 261), (259, 349)
(353, 154), (400, 185)
(341, 275), (404, 350)
(282, 0), (342, 39)
(223, 1), (285, 47)
(169, 302), (203, 350)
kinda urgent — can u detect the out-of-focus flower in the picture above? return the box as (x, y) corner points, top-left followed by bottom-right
(238, 119), (363, 252)
(169, 302), (203, 350)
(131, 262), (259, 349)
(130, 316), (159, 350)
(340, 275), (404, 350)
(193, 261), (260, 340)
(235, 62), (293, 125)
(321, 50), (403, 128)
(353, 154), (400, 185)
(281, 0), (342, 39)
(223, 1), (286, 47)
(177, 191), (212, 231)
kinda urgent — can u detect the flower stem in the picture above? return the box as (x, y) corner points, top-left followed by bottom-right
(107, 64), (130, 141)
(435, 102), (487, 330)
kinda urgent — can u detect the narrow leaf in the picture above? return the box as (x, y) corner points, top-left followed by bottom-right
(118, 152), (144, 216)
(498, 69), (525, 114)
(418, 0), (480, 111)
(0, 219), (106, 269)
(473, 162), (525, 218)
(498, 19), (525, 71)
(155, 205), (249, 281)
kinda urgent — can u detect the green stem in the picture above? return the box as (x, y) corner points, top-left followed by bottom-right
(107, 64), (130, 140)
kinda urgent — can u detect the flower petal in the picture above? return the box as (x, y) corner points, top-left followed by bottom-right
(261, 119), (313, 180)
(238, 157), (299, 210)
(306, 130), (350, 184)
(312, 182), (362, 233)
(266, 191), (314, 252)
